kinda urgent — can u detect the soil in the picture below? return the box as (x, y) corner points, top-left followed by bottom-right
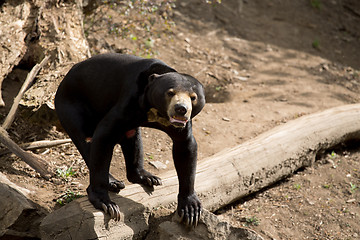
(0, 0), (360, 239)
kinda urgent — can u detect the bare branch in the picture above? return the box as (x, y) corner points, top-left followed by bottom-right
(0, 138), (72, 156)
(2, 55), (50, 130)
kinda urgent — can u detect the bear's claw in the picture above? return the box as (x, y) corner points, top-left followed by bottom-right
(128, 169), (162, 187)
(177, 193), (202, 227)
(101, 202), (121, 221)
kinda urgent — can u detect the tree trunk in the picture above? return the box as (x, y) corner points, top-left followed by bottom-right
(40, 104), (360, 240)
(0, 0), (90, 110)
(0, 0), (32, 107)
(21, 0), (90, 110)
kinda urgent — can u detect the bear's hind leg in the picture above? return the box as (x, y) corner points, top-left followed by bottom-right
(108, 173), (125, 192)
(56, 101), (125, 193)
(55, 101), (93, 163)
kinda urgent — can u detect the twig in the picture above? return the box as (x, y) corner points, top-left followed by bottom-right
(0, 138), (72, 156)
(344, 4), (360, 18)
(0, 126), (52, 179)
(2, 55), (50, 130)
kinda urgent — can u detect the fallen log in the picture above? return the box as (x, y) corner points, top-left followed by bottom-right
(0, 127), (52, 179)
(40, 104), (360, 240)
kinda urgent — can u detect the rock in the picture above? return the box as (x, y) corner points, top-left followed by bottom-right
(222, 117), (230, 122)
(0, 172), (32, 197)
(149, 160), (167, 170)
(40, 196), (150, 240)
(0, 173), (45, 239)
(234, 76), (249, 81)
(157, 209), (263, 240)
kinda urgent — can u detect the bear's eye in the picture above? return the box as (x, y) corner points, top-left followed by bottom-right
(190, 93), (197, 101)
(167, 89), (175, 97)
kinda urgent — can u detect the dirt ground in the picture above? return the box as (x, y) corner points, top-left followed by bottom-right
(0, 0), (360, 239)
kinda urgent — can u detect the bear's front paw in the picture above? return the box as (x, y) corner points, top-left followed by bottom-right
(128, 169), (162, 187)
(177, 193), (202, 227)
(87, 186), (121, 221)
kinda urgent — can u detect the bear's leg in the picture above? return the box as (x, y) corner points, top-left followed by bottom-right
(168, 123), (202, 227)
(56, 101), (125, 193)
(55, 101), (93, 163)
(120, 127), (162, 186)
(86, 126), (121, 220)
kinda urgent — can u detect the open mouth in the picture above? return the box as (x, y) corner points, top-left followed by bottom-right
(169, 116), (189, 127)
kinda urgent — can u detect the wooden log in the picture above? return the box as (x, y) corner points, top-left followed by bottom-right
(40, 104), (360, 240)
(0, 127), (52, 179)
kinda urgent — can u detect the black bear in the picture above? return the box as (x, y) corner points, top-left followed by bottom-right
(55, 53), (205, 226)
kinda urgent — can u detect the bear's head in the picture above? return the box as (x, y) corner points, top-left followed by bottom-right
(145, 72), (205, 128)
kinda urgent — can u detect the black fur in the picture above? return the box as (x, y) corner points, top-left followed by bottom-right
(55, 53), (205, 226)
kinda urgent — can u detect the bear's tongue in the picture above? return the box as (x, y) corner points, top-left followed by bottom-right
(170, 116), (188, 127)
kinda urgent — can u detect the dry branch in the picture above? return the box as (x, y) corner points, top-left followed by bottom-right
(2, 56), (50, 130)
(0, 55), (53, 179)
(40, 104), (360, 240)
(0, 138), (72, 156)
(0, 127), (52, 179)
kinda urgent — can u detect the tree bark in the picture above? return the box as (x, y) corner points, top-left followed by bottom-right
(0, 0), (32, 107)
(0, 0), (91, 110)
(40, 104), (360, 240)
(21, 0), (91, 110)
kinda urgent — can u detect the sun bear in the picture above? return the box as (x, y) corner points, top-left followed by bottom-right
(55, 53), (205, 226)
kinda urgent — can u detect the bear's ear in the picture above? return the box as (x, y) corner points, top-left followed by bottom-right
(149, 73), (160, 82)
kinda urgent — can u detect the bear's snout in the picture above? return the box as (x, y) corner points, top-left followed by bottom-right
(167, 91), (192, 128)
(174, 103), (188, 116)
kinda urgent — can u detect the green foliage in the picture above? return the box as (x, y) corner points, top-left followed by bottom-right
(56, 167), (76, 180)
(293, 184), (301, 190)
(56, 190), (84, 206)
(310, 0), (321, 9)
(205, 0), (222, 4)
(312, 39), (320, 49)
(144, 38), (154, 49)
(244, 216), (260, 226)
(215, 86), (222, 91)
(350, 182), (358, 194)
